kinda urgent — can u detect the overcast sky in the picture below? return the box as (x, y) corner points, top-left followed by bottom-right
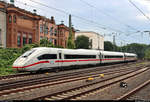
(5, 0), (150, 46)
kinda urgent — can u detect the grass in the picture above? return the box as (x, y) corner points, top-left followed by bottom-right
(136, 62), (146, 66)
(0, 66), (17, 76)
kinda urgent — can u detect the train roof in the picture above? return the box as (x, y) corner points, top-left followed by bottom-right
(32, 47), (99, 55)
(101, 51), (124, 56)
(124, 53), (137, 56)
(32, 47), (136, 56)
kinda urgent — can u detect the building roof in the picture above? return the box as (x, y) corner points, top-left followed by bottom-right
(76, 31), (103, 37)
(0, 1), (56, 23)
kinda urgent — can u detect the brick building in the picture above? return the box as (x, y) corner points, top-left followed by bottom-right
(0, 1), (75, 48)
(0, 1), (6, 48)
(57, 23), (75, 48)
(6, 4), (40, 48)
(39, 16), (58, 46)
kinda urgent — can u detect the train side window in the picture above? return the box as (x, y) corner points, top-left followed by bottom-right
(37, 54), (57, 60)
(105, 55), (123, 58)
(64, 54), (96, 59)
(22, 49), (36, 58)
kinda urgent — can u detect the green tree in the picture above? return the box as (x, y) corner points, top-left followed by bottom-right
(144, 48), (150, 60)
(40, 38), (54, 47)
(104, 41), (114, 51)
(21, 43), (39, 53)
(75, 35), (90, 49)
(121, 43), (148, 59)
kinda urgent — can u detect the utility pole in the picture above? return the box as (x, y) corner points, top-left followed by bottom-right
(113, 35), (116, 45)
(69, 14), (72, 39)
(67, 14), (75, 49)
(113, 35), (116, 51)
(121, 41), (123, 52)
(97, 34), (100, 50)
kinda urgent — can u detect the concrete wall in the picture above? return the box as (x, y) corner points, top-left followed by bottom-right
(75, 31), (104, 50)
(0, 9), (6, 48)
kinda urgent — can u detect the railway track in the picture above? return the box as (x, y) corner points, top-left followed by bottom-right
(116, 78), (150, 100)
(0, 62), (141, 92)
(0, 64), (148, 100)
(0, 72), (31, 80)
(0, 61), (142, 81)
(34, 67), (149, 100)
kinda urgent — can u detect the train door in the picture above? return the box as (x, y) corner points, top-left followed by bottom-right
(124, 53), (126, 61)
(99, 52), (102, 64)
(58, 50), (63, 68)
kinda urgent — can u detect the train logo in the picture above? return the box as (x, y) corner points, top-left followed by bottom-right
(50, 61), (54, 64)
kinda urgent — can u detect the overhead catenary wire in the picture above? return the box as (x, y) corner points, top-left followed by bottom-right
(14, 0), (143, 44)
(14, 0), (111, 34)
(14, 0), (120, 33)
(27, 0), (131, 34)
(80, 0), (139, 32)
(128, 0), (150, 23)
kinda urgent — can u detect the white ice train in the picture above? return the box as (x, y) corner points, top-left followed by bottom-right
(12, 47), (137, 72)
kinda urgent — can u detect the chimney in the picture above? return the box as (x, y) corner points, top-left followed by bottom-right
(10, 0), (14, 5)
(51, 16), (55, 24)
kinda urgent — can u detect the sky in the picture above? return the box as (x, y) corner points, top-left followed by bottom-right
(5, 0), (150, 46)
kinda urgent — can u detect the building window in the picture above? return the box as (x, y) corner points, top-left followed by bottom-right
(60, 30), (63, 36)
(9, 15), (12, 23)
(54, 29), (57, 36)
(17, 35), (21, 47)
(29, 34), (32, 44)
(29, 38), (32, 44)
(23, 37), (27, 46)
(44, 26), (48, 34)
(13, 15), (16, 23)
(54, 39), (57, 45)
(40, 24), (43, 33)
(50, 27), (53, 36)
(0, 29), (2, 46)
(90, 39), (92, 48)
(49, 38), (53, 43)
(40, 36), (43, 40)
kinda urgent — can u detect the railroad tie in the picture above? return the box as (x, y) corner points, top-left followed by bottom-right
(66, 92), (76, 96)
(75, 96), (82, 100)
(71, 90), (80, 93)
(45, 98), (54, 100)
(57, 94), (69, 98)
(50, 96), (63, 100)
(61, 93), (70, 96)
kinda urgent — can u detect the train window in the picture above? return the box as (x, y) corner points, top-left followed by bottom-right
(104, 55), (123, 58)
(127, 56), (135, 58)
(22, 49), (36, 58)
(64, 55), (96, 59)
(37, 54), (57, 60)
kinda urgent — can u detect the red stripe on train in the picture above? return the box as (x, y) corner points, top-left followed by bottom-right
(13, 61), (49, 69)
(13, 58), (125, 69)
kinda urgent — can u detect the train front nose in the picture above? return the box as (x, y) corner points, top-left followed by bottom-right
(12, 58), (27, 71)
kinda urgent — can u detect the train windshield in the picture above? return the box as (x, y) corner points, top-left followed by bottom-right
(22, 49), (36, 58)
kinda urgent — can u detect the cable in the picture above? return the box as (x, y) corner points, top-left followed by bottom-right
(80, 0), (139, 31)
(128, 0), (150, 23)
(27, 0), (129, 34)
(15, 0), (122, 33)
